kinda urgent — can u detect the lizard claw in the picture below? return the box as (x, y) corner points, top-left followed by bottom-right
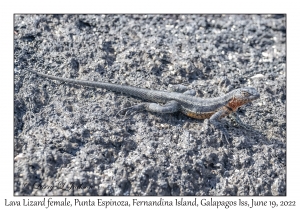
(239, 123), (253, 131)
(214, 124), (230, 144)
(116, 106), (132, 116)
(209, 119), (230, 144)
(221, 129), (230, 144)
(116, 104), (146, 117)
(230, 113), (255, 131)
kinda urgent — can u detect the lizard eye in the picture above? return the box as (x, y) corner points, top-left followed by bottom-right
(241, 91), (250, 97)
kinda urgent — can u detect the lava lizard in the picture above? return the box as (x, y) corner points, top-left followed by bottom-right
(25, 69), (260, 142)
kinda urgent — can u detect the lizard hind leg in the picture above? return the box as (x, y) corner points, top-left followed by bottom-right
(183, 89), (196, 96)
(145, 100), (180, 113)
(209, 110), (230, 144)
(116, 103), (146, 117)
(117, 100), (180, 117)
(168, 84), (196, 96)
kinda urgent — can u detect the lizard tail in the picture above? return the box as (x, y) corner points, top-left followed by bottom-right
(25, 69), (169, 102)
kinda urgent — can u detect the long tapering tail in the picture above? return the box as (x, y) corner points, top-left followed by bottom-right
(25, 69), (170, 103)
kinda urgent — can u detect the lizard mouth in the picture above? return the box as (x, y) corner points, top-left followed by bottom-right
(255, 92), (260, 99)
(248, 93), (260, 103)
(252, 93), (260, 100)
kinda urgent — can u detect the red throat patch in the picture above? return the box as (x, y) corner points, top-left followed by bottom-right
(227, 97), (247, 111)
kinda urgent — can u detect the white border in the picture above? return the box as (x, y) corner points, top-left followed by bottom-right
(2, 1), (298, 209)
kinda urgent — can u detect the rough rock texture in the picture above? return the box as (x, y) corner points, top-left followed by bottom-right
(14, 14), (286, 196)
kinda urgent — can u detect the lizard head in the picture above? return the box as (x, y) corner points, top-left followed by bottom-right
(227, 87), (260, 111)
(236, 87), (260, 102)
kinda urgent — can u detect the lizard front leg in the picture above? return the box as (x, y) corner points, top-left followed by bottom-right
(168, 84), (196, 96)
(209, 108), (231, 143)
(231, 112), (253, 131)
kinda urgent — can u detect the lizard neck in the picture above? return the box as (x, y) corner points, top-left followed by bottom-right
(210, 91), (237, 107)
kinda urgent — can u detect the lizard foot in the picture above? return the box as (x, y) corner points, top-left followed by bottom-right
(219, 126), (230, 144)
(210, 120), (230, 144)
(230, 113), (255, 131)
(209, 112), (231, 144)
(116, 103), (146, 117)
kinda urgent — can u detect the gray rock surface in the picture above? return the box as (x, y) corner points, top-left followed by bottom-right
(14, 14), (286, 196)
